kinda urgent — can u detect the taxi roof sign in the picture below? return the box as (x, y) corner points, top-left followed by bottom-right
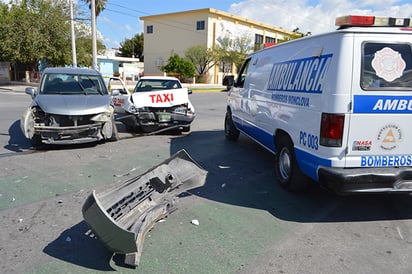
(336, 15), (412, 28)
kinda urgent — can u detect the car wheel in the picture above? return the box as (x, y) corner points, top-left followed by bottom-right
(224, 110), (239, 141)
(181, 125), (191, 132)
(275, 134), (309, 191)
(31, 134), (43, 147)
(109, 117), (119, 141)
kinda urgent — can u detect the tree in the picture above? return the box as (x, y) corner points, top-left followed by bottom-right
(82, 0), (107, 16)
(75, 37), (105, 67)
(161, 54), (196, 80)
(216, 32), (254, 72)
(0, 0), (73, 70)
(184, 45), (220, 76)
(0, 0), (105, 71)
(119, 33), (144, 61)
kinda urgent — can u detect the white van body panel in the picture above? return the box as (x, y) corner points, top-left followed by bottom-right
(226, 23), (412, 194)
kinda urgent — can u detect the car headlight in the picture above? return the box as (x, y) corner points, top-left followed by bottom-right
(91, 106), (114, 122)
(128, 105), (138, 113)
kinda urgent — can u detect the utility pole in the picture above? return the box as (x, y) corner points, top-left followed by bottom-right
(91, 0), (98, 70)
(69, 0), (77, 67)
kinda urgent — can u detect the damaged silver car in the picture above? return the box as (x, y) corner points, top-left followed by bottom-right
(109, 76), (195, 134)
(21, 67), (119, 147)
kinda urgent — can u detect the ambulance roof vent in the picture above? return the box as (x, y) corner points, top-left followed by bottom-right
(335, 15), (412, 29)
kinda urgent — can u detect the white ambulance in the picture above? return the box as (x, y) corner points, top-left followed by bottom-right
(224, 15), (412, 194)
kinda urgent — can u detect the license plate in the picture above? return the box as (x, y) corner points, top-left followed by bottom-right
(158, 113), (171, 122)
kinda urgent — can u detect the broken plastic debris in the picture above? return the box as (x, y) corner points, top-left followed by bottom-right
(65, 236), (71, 242)
(114, 167), (138, 177)
(191, 219), (199, 226)
(82, 149), (207, 267)
(221, 183), (226, 188)
(218, 165), (230, 169)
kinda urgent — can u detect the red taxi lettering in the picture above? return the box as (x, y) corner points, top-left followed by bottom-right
(149, 93), (174, 103)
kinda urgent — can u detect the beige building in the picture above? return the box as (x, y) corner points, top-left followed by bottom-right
(140, 8), (299, 84)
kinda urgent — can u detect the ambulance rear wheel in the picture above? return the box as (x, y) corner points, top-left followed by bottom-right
(275, 135), (308, 191)
(224, 110), (240, 141)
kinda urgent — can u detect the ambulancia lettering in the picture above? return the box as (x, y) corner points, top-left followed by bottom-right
(373, 99), (412, 111)
(268, 54), (333, 94)
(149, 93), (174, 103)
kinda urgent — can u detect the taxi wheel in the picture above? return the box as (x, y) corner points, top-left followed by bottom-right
(275, 135), (309, 191)
(224, 110), (240, 141)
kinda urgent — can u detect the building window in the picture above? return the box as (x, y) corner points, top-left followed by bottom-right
(255, 34), (263, 44)
(219, 61), (232, 73)
(265, 36), (275, 44)
(254, 34), (264, 50)
(147, 25), (153, 34)
(196, 20), (205, 30)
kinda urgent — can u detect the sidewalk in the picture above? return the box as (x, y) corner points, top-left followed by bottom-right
(0, 82), (36, 92)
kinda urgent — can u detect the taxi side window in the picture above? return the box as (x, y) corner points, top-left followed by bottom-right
(361, 42), (412, 90)
(234, 58), (251, 88)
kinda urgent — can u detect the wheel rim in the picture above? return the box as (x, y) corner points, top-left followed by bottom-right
(278, 147), (291, 180)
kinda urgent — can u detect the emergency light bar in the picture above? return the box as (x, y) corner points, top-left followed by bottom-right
(336, 15), (412, 28)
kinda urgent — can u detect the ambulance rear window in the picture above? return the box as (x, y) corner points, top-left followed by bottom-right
(361, 43), (412, 90)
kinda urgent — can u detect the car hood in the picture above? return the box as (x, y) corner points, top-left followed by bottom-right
(34, 94), (111, 115)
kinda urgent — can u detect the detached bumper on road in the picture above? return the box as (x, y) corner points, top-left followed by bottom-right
(82, 150), (207, 267)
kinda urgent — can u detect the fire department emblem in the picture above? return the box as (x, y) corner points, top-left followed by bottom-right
(372, 47), (406, 82)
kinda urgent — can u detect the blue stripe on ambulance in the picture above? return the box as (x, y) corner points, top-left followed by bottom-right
(354, 95), (412, 114)
(295, 148), (332, 181)
(233, 117), (276, 152)
(233, 114), (331, 181)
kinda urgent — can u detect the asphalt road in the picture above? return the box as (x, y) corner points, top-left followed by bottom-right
(0, 88), (412, 274)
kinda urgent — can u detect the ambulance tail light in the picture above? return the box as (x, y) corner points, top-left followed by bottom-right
(320, 113), (345, 147)
(336, 15), (412, 28)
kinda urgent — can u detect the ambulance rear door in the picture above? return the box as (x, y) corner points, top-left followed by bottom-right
(345, 28), (412, 168)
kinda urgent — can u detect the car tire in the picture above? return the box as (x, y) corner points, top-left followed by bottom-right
(181, 125), (191, 132)
(275, 134), (309, 191)
(109, 117), (119, 141)
(224, 110), (239, 141)
(31, 134), (42, 147)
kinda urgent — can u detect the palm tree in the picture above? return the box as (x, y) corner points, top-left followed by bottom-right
(83, 0), (107, 17)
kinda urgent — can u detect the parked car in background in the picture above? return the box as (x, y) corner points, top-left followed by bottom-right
(109, 76), (195, 134)
(21, 67), (119, 147)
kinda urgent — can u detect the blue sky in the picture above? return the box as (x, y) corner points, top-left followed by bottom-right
(79, 0), (412, 48)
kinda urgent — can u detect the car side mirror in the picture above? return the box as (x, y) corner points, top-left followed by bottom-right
(25, 87), (36, 98)
(222, 75), (235, 86)
(111, 89), (120, 96)
(188, 89), (192, 95)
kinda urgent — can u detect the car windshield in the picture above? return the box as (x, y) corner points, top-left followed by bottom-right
(134, 79), (182, 92)
(40, 73), (107, 95)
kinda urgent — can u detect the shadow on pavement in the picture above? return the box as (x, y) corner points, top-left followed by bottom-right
(43, 221), (115, 271)
(4, 120), (32, 152)
(169, 129), (412, 223)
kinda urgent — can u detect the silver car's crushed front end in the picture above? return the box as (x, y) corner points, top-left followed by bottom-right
(82, 150), (207, 267)
(27, 107), (114, 145)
